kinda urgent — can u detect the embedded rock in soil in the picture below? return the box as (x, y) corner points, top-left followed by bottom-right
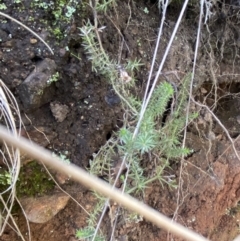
(20, 126), (57, 164)
(20, 193), (70, 223)
(50, 101), (70, 122)
(24, 126), (57, 147)
(17, 58), (57, 111)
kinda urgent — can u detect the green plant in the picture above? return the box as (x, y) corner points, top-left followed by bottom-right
(96, 0), (116, 13)
(76, 227), (105, 241)
(32, 0), (78, 20)
(143, 7), (149, 14)
(52, 27), (62, 40)
(28, 0), (81, 41)
(66, 5), (76, 18)
(78, 10), (194, 239)
(47, 72), (59, 85)
(0, 3), (7, 10)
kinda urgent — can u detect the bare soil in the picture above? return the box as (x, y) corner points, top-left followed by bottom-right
(1, 1), (240, 241)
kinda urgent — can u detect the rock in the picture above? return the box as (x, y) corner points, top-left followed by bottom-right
(105, 89), (121, 106)
(24, 126), (57, 147)
(54, 171), (70, 185)
(20, 193), (70, 223)
(30, 38), (38, 44)
(3, 40), (14, 47)
(0, 29), (9, 43)
(50, 101), (70, 122)
(20, 126), (57, 164)
(18, 58), (57, 111)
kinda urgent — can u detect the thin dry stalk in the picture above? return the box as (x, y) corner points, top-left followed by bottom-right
(0, 80), (26, 240)
(133, 0), (189, 138)
(172, 0), (204, 228)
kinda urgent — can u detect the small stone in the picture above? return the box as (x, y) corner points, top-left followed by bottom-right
(105, 90), (121, 106)
(0, 29), (9, 43)
(203, 112), (212, 123)
(17, 58), (57, 111)
(200, 87), (208, 94)
(30, 38), (38, 44)
(207, 131), (216, 141)
(27, 126), (57, 147)
(39, 29), (49, 41)
(20, 193), (70, 223)
(4, 40), (14, 47)
(59, 48), (67, 57)
(55, 171), (70, 184)
(50, 102), (70, 122)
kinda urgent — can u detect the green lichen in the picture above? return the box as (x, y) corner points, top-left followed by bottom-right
(0, 0), (88, 42)
(52, 27), (62, 40)
(30, 0), (80, 40)
(47, 71), (59, 85)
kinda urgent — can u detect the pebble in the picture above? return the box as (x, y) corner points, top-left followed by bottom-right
(30, 38), (38, 44)
(105, 90), (121, 106)
(20, 193), (70, 223)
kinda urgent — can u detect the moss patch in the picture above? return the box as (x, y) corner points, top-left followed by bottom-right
(17, 161), (55, 197)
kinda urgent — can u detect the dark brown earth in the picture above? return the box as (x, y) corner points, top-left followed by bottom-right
(1, 1), (240, 241)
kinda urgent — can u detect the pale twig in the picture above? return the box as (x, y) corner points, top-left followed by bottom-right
(141, 0), (169, 110)
(0, 80), (21, 237)
(173, 0), (204, 226)
(89, 0), (107, 58)
(126, 0), (132, 29)
(0, 195), (26, 241)
(15, 197), (31, 241)
(0, 125), (209, 241)
(192, 98), (240, 161)
(0, 12), (53, 55)
(133, 0), (190, 139)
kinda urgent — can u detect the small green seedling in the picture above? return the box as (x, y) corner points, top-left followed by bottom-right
(143, 7), (149, 14)
(47, 72), (59, 85)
